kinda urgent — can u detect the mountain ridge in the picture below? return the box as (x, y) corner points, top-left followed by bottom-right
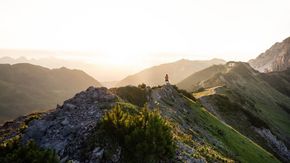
(177, 62), (290, 161)
(0, 63), (102, 124)
(117, 58), (225, 87)
(249, 36), (290, 72)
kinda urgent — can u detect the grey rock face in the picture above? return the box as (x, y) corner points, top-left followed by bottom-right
(249, 37), (290, 72)
(254, 127), (290, 161)
(89, 147), (104, 163)
(21, 87), (117, 161)
(0, 113), (44, 144)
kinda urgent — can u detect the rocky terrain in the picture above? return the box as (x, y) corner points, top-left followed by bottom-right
(21, 87), (116, 161)
(249, 37), (290, 72)
(0, 85), (280, 162)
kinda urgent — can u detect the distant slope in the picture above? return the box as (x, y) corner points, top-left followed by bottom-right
(116, 58), (225, 87)
(0, 53), (122, 82)
(0, 63), (101, 124)
(178, 62), (290, 161)
(176, 64), (227, 91)
(249, 37), (290, 72)
(261, 68), (290, 97)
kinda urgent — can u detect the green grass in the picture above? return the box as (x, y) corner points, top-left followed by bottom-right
(189, 63), (290, 158)
(179, 62), (290, 144)
(224, 75), (290, 143)
(186, 98), (280, 163)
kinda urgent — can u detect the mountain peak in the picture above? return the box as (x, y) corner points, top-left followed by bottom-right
(249, 36), (290, 72)
(176, 58), (190, 63)
(283, 36), (290, 43)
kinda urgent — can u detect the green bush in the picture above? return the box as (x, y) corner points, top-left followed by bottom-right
(0, 137), (59, 163)
(101, 105), (176, 163)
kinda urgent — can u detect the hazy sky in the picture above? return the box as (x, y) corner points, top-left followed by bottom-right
(1, 0), (290, 75)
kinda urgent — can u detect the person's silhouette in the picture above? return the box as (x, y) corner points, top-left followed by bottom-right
(165, 74), (169, 84)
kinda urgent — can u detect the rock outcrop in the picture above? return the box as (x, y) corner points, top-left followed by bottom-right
(254, 127), (290, 161)
(21, 87), (117, 162)
(249, 37), (290, 72)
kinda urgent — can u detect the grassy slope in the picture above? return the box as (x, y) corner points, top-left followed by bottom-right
(223, 67), (290, 143)
(151, 85), (279, 162)
(261, 68), (290, 97)
(187, 98), (280, 163)
(177, 65), (227, 91)
(178, 62), (290, 146)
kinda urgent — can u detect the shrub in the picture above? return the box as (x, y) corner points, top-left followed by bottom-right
(0, 137), (59, 163)
(101, 105), (176, 163)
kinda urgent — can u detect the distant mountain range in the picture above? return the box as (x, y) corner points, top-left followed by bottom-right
(0, 50), (132, 82)
(249, 37), (290, 72)
(117, 58), (225, 87)
(0, 55), (106, 81)
(0, 63), (101, 124)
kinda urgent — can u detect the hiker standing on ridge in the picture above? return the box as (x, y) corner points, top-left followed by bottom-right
(165, 74), (169, 84)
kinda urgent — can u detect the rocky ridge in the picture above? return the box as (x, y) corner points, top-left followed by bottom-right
(249, 37), (290, 72)
(22, 87), (117, 162)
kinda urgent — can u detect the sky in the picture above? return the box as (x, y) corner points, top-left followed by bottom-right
(0, 0), (290, 80)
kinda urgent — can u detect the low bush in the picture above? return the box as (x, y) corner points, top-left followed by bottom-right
(0, 137), (59, 163)
(100, 105), (176, 163)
